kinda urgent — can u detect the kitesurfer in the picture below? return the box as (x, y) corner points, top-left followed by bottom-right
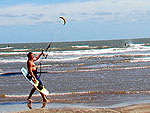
(27, 51), (47, 102)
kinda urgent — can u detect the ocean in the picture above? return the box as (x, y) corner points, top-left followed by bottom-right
(1, 38), (150, 112)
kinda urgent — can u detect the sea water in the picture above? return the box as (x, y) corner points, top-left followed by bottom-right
(1, 38), (150, 109)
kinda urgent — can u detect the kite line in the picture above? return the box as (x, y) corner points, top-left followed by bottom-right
(37, 16), (67, 77)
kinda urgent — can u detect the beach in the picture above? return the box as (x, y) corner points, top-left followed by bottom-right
(8, 103), (150, 113)
(1, 95), (150, 113)
(2, 91), (150, 112)
(1, 38), (150, 112)
(13, 104), (150, 113)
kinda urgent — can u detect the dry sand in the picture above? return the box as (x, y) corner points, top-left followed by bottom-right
(13, 103), (150, 113)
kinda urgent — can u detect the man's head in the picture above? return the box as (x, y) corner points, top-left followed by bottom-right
(27, 52), (34, 59)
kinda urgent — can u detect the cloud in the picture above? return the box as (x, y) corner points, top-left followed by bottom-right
(94, 12), (113, 16)
(0, 0), (150, 26)
(29, 14), (44, 20)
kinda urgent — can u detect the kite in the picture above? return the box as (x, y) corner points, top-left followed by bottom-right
(59, 16), (66, 25)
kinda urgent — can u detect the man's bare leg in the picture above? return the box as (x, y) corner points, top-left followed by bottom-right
(40, 92), (47, 102)
(27, 87), (36, 102)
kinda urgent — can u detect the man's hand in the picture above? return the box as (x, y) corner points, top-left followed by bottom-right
(42, 49), (47, 58)
(42, 49), (44, 54)
(33, 78), (37, 84)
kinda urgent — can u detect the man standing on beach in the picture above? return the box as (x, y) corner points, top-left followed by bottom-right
(27, 51), (47, 102)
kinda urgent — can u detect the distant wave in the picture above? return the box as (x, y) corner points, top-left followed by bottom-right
(131, 57), (150, 62)
(71, 45), (90, 48)
(0, 59), (26, 63)
(49, 47), (150, 56)
(12, 49), (30, 51)
(79, 54), (150, 60)
(0, 51), (45, 56)
(0, 44), (150, 56)
(0, 52), (28, 55)
(1, 53), (150, 63)
(0, 46), (13, 50)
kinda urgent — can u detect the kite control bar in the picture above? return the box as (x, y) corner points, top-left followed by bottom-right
(43, 42), (52, 59)
(37, 43), (52, 76)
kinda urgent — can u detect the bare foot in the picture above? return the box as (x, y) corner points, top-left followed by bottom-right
(41, 102), (47, 108)
(27, 101), (32, 109)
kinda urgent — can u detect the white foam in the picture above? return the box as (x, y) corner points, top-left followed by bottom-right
(6, 94), (40, 98)
(0, 59), (26, 63)
(131, 57), (150, 62)
(6, 90), (150, 98)
(0, 51), (43, 55)
(12, 49), (30, 51)
(0, 43), (150, 56)
(48, 46), (150, 56)
(0, 47), (13, 50)
(43, 57), (80, 62)
(0, 52), (28, 55)
(72, 45), (89, 48)
(0, 43), (150, 63)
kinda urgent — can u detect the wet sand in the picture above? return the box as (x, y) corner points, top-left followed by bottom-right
(12, 103), (150, 113)
(1, 94), (150, 113)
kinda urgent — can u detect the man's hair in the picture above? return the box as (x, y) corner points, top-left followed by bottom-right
(27, 52), (33, 58)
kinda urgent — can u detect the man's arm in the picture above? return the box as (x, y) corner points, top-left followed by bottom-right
(34, 50), (44, 61)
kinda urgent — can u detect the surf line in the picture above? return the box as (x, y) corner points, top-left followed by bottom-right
(48, 91), (150, 96)
(3, 90), (150, 98)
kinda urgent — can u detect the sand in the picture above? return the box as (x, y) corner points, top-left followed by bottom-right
(13, 103), (150, 113)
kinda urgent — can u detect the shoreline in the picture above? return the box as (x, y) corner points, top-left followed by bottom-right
(1, 99), (150, 113)
(1, 93), (150, 112)
(11, 103), (150, 113)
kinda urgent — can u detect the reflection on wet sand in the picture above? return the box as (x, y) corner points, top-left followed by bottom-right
(27, 101), (47, 109)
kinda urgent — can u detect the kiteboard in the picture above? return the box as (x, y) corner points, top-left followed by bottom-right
(21, 67), (49, 95)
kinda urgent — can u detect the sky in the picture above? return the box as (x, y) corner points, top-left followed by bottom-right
(0, 0), (150, 43)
